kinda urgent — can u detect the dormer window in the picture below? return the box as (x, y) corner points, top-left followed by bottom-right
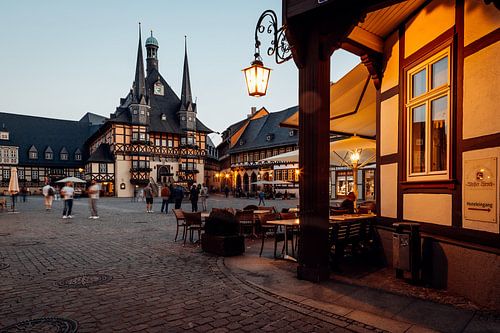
(289, 130), (295, 137)
(45, 147), (53, 160)
(266, 134), (274, 141)
(75, 149), (82, 161)
(29, 145), (38, 159)
(60, 147), (68, 161)
(239, 140), (245, 146)
(161, 113), (167, 121)
(0, 131), (9, 140)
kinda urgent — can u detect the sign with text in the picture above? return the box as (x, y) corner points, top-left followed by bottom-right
(463, 157), (497, 223)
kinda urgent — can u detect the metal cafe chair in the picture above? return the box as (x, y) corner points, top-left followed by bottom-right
(258, 213), (281, 258)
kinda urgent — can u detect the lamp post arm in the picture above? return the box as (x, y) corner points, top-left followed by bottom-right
(254, 10), (292, 64)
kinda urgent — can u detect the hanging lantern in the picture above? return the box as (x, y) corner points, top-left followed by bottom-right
(243, 60), (271, 97)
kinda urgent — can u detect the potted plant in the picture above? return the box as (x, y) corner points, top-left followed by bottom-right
(201, 210), (245, 256)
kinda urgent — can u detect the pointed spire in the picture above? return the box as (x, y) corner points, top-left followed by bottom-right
(133, 23), (146, 103)
(180, 36), (193, 110)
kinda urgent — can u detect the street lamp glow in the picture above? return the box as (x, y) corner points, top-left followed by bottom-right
(225, 174), (230, 179)
(350, 151), (360, 164)
(243, 60), (271, 97)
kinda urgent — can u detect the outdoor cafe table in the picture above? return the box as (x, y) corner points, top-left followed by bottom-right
(329, 213), (376, 222)
(267, 218), (300, 261)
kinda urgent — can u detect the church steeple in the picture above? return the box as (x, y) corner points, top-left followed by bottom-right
(133, 23), (146, 103)
(178, 37), (197, 131)
(180, 36), (194, 112)
(130, 23), (150, 126)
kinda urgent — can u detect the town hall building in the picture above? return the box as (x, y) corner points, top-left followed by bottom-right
(85, 28), (212, 197)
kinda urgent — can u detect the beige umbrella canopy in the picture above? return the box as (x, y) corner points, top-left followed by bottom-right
(260, 136), (376, 207)
(56, 176), (86, 183)
(8, 167), (19, 212)
(8, 167), (19, 194)
(261, 136), (376, 167)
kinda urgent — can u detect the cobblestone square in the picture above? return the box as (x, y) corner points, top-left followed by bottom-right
(0, 196), (376, 332)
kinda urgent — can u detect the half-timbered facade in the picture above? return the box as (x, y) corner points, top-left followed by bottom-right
(281, 0), (499, 308)
(86, 29), (212, 197)
(218, 107), (299, 196)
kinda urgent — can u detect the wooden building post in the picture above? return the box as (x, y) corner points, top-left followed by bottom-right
(296, 28), (331, 282)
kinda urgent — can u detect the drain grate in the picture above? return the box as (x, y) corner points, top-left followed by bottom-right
(0, 233), (10, 236)
(134, 221), (148, 223)
(0, 317), (78, 333)
(55, 274), (113, 289)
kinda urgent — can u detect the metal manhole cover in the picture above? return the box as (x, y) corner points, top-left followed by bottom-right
(134, 221), (148, 223)
(11, 241), (44, 246)
(55, 274), (113, 288)
(0, 263), (9, 270)
(0, 317), (78, 333)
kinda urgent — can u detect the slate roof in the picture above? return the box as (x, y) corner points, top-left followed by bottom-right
(87, 143), (114, 163)
(228, 106), (299, 154)
(0, 112), (102, 167)
(108, 68), (211, 134)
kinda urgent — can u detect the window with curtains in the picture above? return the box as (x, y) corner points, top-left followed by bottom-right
(407, 48), (450, 180)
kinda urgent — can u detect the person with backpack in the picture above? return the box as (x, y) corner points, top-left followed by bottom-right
(189, 184), (199, 212)
(42, 182), (55, 211)
(160, 183), (171, 214)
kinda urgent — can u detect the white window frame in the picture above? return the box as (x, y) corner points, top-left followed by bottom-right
(406, 48), (451, 181)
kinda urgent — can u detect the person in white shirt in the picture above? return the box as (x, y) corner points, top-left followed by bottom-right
(42, 183), (55, 211)
(61, 182), (75, 219)
(88, 180), (100, 219)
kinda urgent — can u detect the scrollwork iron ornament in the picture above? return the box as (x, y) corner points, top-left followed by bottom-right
(254, 10), (292, 64)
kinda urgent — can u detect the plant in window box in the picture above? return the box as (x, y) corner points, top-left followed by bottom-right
(201, 210), (245, 256)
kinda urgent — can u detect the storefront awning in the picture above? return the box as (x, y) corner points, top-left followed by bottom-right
(280, 63), (376, 137)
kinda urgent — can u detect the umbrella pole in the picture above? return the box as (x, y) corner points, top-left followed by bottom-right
(353, 164), (358, 210)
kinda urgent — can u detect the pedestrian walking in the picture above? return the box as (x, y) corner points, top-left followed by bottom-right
(88, 180), (100, 219)
(61, 182), (74, 219)
(189, 184), (199, 212)
(144, 183), (154, 213)
(42, 183), (55, 211)
(258, 190), (265, 206)
(174, 185), (184, 209)
(224, 185), (229, 198)
(200, 183), (208, 211)
(160, 183), (171, 214)
(20, 186), (27, 202)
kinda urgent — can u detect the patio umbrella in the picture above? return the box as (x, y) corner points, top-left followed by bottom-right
(56, 176), (86, 183)
(8, 167), (19, 212)
(250, 180), (291, 185)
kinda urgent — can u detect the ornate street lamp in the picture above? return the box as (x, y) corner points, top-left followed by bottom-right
(243, 10), (292, 97)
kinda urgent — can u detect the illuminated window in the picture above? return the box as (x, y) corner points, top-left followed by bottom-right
(407, 48), (450, 179)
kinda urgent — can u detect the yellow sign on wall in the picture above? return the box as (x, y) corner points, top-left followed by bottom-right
(463, 157), (497, 223)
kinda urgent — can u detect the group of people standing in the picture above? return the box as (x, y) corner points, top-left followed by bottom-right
(145, 183), (208, 214)
(42, 180), (100, 220)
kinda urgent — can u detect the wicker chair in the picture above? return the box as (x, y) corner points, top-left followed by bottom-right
(258, 213), (281, 257)
(172, 209), (186, 242)
(183, 211), (203, 245)
(235, 210), (256, 236)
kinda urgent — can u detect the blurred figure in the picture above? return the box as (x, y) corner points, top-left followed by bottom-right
(144, 183), (154, 213)
(160, 183), (171, 214)
(88, 180), (100, 219)
(42, 183), (55, 211)
(61, 182), (74, 219)
(189, 184), (199, 212)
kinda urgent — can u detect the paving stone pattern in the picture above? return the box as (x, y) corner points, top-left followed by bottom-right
(0, 197), (377, 332)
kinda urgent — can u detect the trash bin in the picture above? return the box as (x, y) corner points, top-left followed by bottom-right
(392, 222), (421, 283)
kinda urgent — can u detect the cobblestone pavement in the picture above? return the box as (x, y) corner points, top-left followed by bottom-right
(0, 197), (382, 332)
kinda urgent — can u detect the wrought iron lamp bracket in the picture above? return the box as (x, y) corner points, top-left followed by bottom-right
(254, 10), (292, 64)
